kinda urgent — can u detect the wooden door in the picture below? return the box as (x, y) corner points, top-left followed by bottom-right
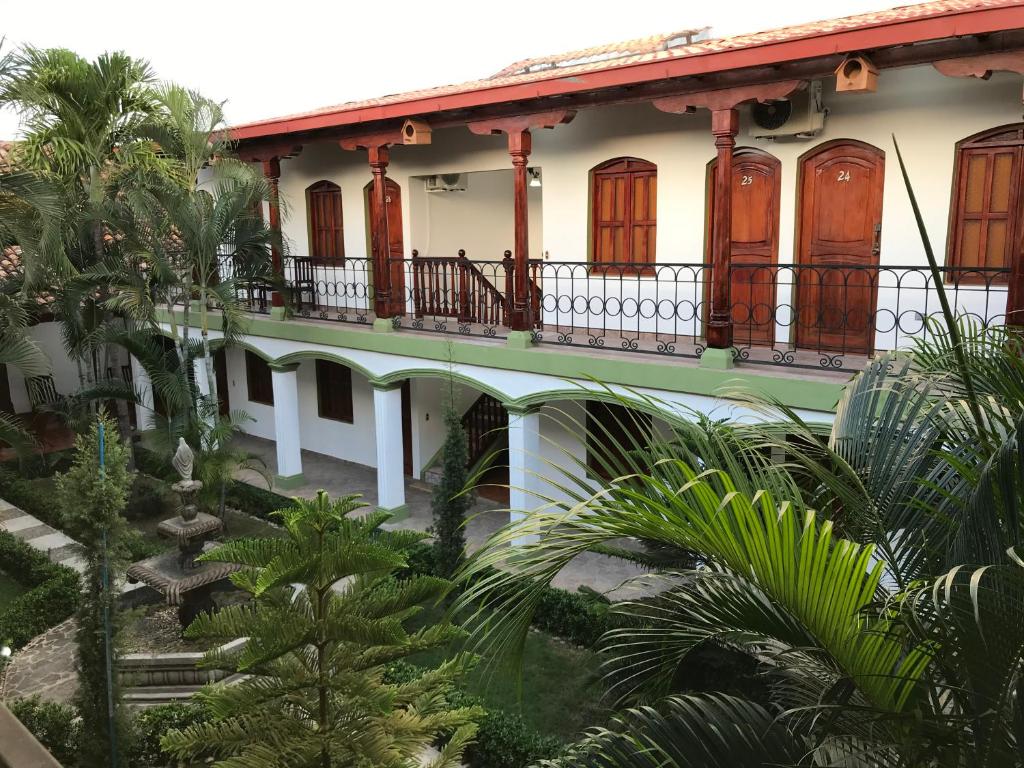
(213, 348), (230, 417)
(368, 178), (405, 315)
(0, 364), (13, 415)
(401, 380), (412, 476)
(796, 140), (884, 354)
(591, 157), (657, 271)
(706, 148), (781, 345)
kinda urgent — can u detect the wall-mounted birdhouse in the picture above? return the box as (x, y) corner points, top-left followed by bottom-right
(401, 119), (432, 145)
(835, 55), (878, 93)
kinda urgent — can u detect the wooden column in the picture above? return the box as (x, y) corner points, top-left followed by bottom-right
(653, 81), (803, 353)
(467, 109), (575, 333)
(707, 108), (738, 349)
(262, 157), (284, 309)
(509, 130), (532, 331)
(368, 145), (394, 318)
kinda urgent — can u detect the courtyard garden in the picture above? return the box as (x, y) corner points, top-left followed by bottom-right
(0, 36), (1022, 768)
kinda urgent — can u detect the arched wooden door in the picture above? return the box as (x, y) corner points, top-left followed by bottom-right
(796, 140), (884, 354)
(366, 178), (405, 315)
(706, 148), (781, 345)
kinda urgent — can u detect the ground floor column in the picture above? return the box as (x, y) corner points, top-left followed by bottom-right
(270, 363), (304, 489)
(130, 356), (153, 431)
(506, 404), (542, 545)
(373, 382), (407, 517)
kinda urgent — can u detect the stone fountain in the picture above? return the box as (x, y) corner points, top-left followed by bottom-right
(127, 438), (238, 628)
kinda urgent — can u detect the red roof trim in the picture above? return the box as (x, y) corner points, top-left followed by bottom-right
(231, 3), (1024, 141)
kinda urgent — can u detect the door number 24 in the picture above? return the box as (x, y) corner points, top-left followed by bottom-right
(836, 169), (852, 182)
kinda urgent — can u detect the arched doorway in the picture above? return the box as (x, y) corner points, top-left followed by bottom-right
(706, 147), (781, 345)
(795, 139), (885, 354)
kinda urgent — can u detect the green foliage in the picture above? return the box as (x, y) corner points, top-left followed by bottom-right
(533, 586), (612, 648)
(55, 411), (134, 768)
(223, 476), (297, 520)
(8, 697), (81, 766)
(161, 490), (481, 768)
(126, 702), (208, 768)
(383, 661), (564, 768)
(431, 382), (471, 577)
(0, 530), (78, 649)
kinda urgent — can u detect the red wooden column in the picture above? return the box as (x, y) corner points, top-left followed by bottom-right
(509, 130), (532, 330)
(707, 108), (738, 349)
(368, 144), (394, 318)
(261, 157), (285, 310)
(654, 80), (803, 355)
(468, 109), (575, 334)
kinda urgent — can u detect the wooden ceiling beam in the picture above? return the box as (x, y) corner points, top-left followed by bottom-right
(653, 80), (804, 114)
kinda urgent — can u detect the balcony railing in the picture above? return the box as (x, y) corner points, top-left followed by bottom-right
(217, 254), (1011, 372)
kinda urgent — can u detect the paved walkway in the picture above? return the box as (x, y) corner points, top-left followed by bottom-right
(0, 499), (86, 576)
(0, 499), (85, 705)
(231, 434), (650, 599)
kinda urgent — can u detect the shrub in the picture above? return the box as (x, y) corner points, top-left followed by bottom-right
(124, 473), (173, 522)
(8, 697), (81, 766)
(383, 661), (564, 768)
(0, 531), (79, 649)
(127, 702), (208, 767)
(465, 708), (564, 768)
(223, 480), (296, 521)
(133, 445), (175, 482)
(533, 585), (613, 647)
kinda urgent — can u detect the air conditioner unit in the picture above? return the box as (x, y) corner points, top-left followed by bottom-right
(748, 81), (827, 140)
(425, 173), (468, 192)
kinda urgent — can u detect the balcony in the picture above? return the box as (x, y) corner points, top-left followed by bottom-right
(223, 254), (1010, 373)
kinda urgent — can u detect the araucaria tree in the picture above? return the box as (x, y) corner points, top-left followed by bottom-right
(55, 410), (133, 767)
(162, 490), (480, 768)
(431, 381), (470, 577)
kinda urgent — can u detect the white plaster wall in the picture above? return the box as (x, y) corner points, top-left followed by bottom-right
(224, 346), (379, 466)
(409, 169), (542, 262)
(270, 64), (1020, 347)
(6, 320), (102, 413)
(409, 376), (479, 479)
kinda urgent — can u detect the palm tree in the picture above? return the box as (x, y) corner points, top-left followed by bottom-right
(452, 143), (1024, 766)
(161, 490), (481, 768)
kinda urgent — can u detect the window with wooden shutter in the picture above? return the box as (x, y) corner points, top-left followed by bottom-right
(948, 125), (1024, 282)
(245, 351), (274, 405)
(590, 158), (657, 274)
(315, 359), (354, 423)
(306, 180), (344, 261)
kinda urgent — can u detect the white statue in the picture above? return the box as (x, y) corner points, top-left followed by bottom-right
(172, 437), (195, 482)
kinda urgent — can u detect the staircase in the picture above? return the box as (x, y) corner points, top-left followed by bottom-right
(424, 393), (508, 499)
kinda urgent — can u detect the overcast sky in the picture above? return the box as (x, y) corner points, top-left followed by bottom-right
(1, 0), (903, 138)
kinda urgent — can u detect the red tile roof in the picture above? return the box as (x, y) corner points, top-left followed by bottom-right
(231, 0), (1024, 140)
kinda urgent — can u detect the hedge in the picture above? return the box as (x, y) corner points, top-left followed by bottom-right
(384, 661), (563, 768)
(404, 541), (615, 647)
(0, 530), (79, 649)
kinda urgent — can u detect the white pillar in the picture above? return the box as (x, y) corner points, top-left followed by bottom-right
(131, 356), (153, 430)
(271, 363), (304, 488)
(507, 405), (542, 545)
(373, 383), (407, 515)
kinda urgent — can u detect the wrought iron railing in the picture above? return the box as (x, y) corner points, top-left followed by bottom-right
(219, 254), (1011, 372)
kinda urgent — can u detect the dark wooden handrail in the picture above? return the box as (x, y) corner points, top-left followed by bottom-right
(461, 392), (506, 469)
(411, 250), (506, 325)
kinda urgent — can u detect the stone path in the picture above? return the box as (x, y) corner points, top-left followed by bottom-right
(0, 499), (86, 576)
(1, 619), (77, 703)
(0, 498), (86, 704)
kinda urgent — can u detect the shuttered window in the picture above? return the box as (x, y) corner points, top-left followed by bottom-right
(306, 180), (344, 260)
(591, 158), (657, 273)
(245, 351), (274, 406)
(949, 126), (1024, 282)
(315, 359), (354, 423)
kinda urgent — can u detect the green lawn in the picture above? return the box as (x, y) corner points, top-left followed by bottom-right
(0, 568), (27, 612)
(408, 605), (609, 742)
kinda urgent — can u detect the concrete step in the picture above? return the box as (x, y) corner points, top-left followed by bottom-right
(123, 685), (199, 707)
